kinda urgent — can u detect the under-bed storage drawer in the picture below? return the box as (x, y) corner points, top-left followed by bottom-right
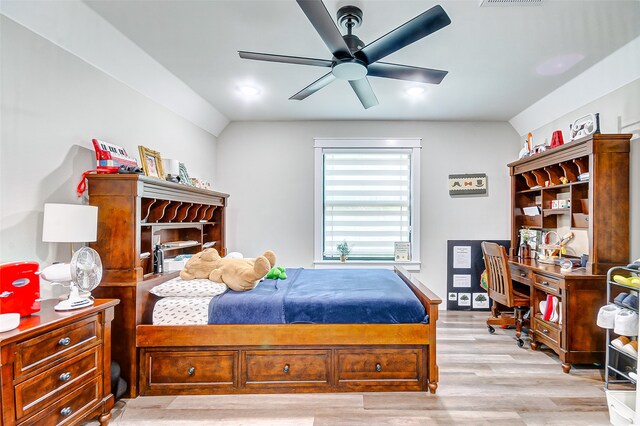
(336, 348), (423, 389)
(242, 350), (330, 387)
(143, 350), (237, 393)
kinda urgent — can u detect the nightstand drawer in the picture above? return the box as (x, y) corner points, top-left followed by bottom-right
(243, 350), (330, 386)
(15, 346), (100, 419)
(16, 316), (100, 377)
(18, 377), (101, 426)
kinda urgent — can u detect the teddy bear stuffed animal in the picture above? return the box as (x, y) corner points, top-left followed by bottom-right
(180, 248), (276, 292)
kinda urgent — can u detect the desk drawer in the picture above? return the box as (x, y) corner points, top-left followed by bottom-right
(533, 273), (561, 295)
(510, 264), (531, 285)
(243, 350), (330, 387)
(147, 350), (236, 385)
(336, 348), (421, 386)
(15, 347), (100, 419)
(18, 377), (100, 426)
(16, 316), (99, 377)
(534, 317), (560, 350)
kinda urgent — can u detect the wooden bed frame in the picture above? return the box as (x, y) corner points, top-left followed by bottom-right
(134, 267), (441, 396)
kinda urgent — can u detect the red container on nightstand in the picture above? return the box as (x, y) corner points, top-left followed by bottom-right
(0, 261), (41, 316)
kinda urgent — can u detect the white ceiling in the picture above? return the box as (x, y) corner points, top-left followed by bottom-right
(85, 0), (640, 122)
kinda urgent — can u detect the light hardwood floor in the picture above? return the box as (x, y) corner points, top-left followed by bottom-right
(103, 311), (619, 425)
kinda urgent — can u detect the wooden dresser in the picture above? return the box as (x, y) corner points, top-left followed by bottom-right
(0, 299), (118, 426)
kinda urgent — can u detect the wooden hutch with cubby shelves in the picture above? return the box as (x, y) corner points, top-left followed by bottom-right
(86, 174), (228, 397)
(509, 133), (630, 275)
(508, 133), (630, 372)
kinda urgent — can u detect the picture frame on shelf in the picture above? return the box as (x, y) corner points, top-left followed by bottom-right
(138, 146), (165, 179)
(178, 162), (194, 186)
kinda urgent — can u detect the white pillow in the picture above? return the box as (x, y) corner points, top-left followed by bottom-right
(150, 277), (227, 298)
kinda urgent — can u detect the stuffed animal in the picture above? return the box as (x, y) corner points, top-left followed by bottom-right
(265, 266), (287, 280)
(179, 248), (220, 280)
(180, 248), (276, 291)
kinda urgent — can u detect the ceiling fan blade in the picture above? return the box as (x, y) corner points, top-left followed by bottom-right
(238, 51), (333, 68)
(296, 0), (353, 59)
(349, 78), (379, 109)
(290, 72), (337, 100)
(356, 5), (451, 65)
(367, 62), (448, 84)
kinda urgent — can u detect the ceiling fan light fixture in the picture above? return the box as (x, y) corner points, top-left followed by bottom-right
(405, 86), (426, 97)
(332, 59), (368, 80)
(237, 85), (261, 97)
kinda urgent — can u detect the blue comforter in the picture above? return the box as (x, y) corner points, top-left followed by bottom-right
(208, 268), (427, 324)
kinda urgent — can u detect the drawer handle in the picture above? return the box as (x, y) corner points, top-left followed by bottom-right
(542, 329), (549, 335)
(283, 364), (290, 374)
(375, 363), (382, 372)
(520, 272), (526, 277)
(59, 372), (72, 382)
(60, 407), (72, 417)
(58, 337), (71, 346)
(188, 367), (195, 376)
(541, 281), (550, 286)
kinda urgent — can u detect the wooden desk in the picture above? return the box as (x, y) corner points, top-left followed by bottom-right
(509, 257), (606, 373)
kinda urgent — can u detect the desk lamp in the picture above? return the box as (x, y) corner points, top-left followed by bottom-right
(42, 203), (98, 256)
(42, 204), (100, 309)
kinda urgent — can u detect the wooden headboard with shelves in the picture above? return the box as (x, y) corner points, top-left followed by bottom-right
(86, 174), (228, 397)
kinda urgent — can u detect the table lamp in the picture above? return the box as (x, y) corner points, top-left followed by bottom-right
(42, 203), (98, 255)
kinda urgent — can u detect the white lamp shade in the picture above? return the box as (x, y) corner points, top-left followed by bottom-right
(162, 158), (180, 176)
(42, 204), (98, 243)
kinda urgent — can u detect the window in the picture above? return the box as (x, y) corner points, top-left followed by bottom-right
(314, 139), (421, 268)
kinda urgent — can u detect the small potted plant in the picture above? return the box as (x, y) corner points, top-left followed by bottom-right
(336, 241), (351, 263)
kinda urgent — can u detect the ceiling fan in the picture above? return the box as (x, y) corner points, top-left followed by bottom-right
(238, 0), (451, 109)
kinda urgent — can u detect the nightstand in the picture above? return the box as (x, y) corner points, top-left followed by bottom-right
(0, 299), (119, 425)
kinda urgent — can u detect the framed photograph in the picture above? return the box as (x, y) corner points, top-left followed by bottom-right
(138, 146), (165, 179)
(178, 162), (194, 186)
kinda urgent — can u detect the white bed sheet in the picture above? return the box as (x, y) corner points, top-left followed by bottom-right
(152, 297), (212, 325)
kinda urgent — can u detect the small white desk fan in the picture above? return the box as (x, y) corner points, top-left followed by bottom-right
(41, 247), (103, 311)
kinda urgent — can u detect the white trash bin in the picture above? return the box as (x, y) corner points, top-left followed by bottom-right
(607, 390), (636, 425)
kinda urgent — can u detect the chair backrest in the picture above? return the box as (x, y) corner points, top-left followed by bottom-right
(481, 241), (514, 307)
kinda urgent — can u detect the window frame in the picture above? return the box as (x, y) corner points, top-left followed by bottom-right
(313, 138), (421, 271)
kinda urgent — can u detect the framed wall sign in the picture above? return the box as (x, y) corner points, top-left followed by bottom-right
(394, 242), (410, 261)
(448, 173), (487, 196)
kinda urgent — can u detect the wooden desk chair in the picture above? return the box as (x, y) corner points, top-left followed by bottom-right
(481, 241), (530, 347)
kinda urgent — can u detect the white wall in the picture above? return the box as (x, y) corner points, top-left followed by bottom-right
(216, 120), (519, 301)
(524, 78), (640, 261)
(0, 18), (218, 297)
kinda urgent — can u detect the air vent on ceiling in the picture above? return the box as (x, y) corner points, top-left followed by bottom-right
(479, 0), (542, 6)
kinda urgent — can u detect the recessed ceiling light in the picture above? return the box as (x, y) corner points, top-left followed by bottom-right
(536, 53), (585, 76)
(238, 85), (261, 97)
(405, 86), (426, 97)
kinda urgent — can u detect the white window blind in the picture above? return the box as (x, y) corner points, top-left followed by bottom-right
(323, 149), (411, 260)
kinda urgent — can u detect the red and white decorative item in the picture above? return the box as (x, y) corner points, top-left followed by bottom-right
(92, 139), (138, 172)
(550, 130), (564, 148)
(0, 261), (41, 317)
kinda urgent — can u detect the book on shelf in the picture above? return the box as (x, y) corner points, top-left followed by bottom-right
(162, 240), (199, 248)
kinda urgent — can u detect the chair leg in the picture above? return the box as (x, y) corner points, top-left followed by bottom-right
(514, 308), (527, 348)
